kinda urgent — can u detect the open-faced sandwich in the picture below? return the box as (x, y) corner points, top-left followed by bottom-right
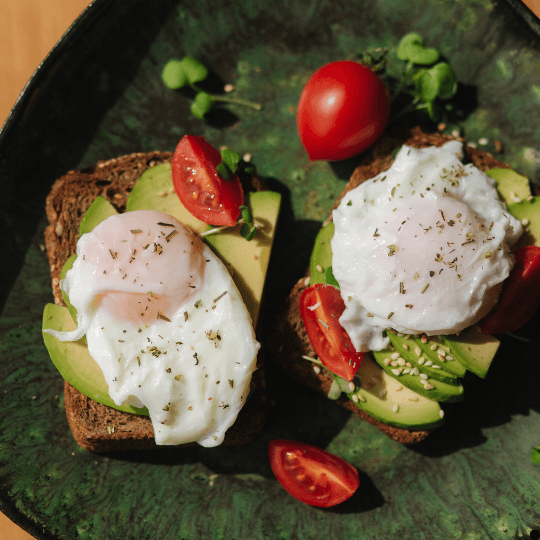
(42, 135), (281, 452)
(270, 126), (540, 444)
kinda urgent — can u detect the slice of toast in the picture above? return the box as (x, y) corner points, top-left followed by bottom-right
(44, 151), (268, 452)
(269, 126), (511, 445)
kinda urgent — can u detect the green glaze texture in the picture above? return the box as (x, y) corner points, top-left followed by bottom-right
(1, 0), (540, 538)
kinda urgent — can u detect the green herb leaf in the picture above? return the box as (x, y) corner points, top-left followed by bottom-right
(216, 163), (232, 180)
(240, 222), (257, 241)
(180, 56), (209, 85)
(413, 69), (439, 102)
(429, 62), (457, 100)
(426, 100), (437, 120)
(239, 205), (253, 224)
(412, 62), (457, 109)
(161, 59), (189, 89)
(396, 33), (440, 65)
(221, 148), (242, 174)
(532, 446), (540, 465)
(190, 92), (214, 120)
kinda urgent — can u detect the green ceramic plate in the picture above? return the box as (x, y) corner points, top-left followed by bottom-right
(1, 0), (540, 538)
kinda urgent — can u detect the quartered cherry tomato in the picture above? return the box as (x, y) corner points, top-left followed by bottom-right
(171, 135), (243, 226)
(297, 60), (391, 161)
(269, 439), (359, 507)
(478, 245), (540, 334)
(299, 284), (363, 381)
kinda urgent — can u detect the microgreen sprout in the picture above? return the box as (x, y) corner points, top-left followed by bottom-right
(238, 205), (257, 241)
(396, 33), (440, 65)
(197, 148), (260, 241)
(216, 148), (243, 180)
(532, 445), (540, 465)
(161, 57), (261, 120)
(358, 32), (458, 124)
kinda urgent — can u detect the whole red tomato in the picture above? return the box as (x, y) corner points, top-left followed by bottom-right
(297, 60), (391, 161)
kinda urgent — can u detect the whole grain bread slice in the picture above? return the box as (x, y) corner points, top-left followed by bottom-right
(269, 126), (510, 445)
(44, 151), (268, 452)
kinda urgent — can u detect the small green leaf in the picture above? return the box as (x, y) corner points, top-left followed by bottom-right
(426, 100), (437, 121)
(180, 56), (209, 85)
(324, 266), (340, 288)
(243, 164), (256, 175)
(190, 92), (213, 120)
(397, 33), (423, 60)
(240, 223), (256, 241)
(532, 446), (540, 465)
(429, 62), (457, 100)
(161, 59), (189, 89)
(413, 69), (439, 102)
(397, 32), (439, 65)
(216, 163), (232, 180)
(221, 148), (242, 173)
(239, 205), (253, 224)
(413, 62), (457, 106)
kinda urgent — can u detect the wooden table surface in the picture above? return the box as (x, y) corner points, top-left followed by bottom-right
(1, 0), (539, 539)
(0, 0), (92, 128)
(523, 0), (540, 17)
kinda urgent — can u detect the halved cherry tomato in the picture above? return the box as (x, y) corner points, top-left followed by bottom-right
(269, 439), (359, 507)
(478, 245), (540, 334)
(297, 60), (391, 161)
(171, 135), (243, 226)
(299, 284), (363, 381)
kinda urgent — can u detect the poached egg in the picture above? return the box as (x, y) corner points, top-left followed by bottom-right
(331, 141), (522, 352)
(45, 210), (259, 447)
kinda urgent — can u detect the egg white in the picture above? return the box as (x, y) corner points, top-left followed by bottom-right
(46, 210), (259, 447)
(331, 142), (522, 352)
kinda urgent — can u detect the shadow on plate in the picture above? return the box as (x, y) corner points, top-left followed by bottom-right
(102, 367), (385, 516)
(410, 312), (540, 458)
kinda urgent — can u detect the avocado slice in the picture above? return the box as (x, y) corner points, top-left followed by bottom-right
(441, 326), (500, 379)
(344, 354), (444, 430)
(79, 195), (119, 237)
(487, 168), (532, 203)
(507, 196), (540, 249)
(204, 191), (281, 325)
(310, 221), (334, 285)
(126, 162), (212, 235)
(386, 332), (461, 385)
(371, 348), (464, 402)
(408, 334), (467, 377)
(43, 303), (149, 415)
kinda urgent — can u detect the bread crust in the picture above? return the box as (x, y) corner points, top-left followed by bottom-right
(269, 126), (510, 445)
(44, 151), (268, 452)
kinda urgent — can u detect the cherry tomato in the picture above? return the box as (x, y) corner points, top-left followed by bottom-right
(299, 284), (363, 381)
(171, 135), (243, 226)
(269, 439), (359, 507)
(297, 60), (391, 161)
(478, 245), (540, 334)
